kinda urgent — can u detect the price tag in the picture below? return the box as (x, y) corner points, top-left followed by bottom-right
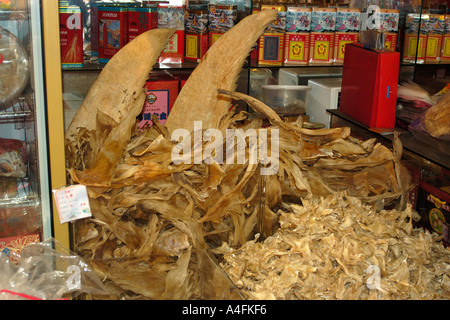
(53, 185), (92, 224)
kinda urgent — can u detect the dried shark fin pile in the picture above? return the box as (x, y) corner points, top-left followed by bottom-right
(64, 12), (448, 300)
(219, 192), (450, 300)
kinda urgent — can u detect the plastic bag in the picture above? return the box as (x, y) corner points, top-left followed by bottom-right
(0, 238), (112, 300)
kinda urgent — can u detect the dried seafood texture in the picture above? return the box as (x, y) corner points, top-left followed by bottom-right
(65, 29), (175, 186)
(219, 90), (411, 208)
(424, 90), (450, 138)
(73, 115), (266, 299)
(220, 192), (450, 300)
(165, 9), (278, 134)
(72, 98), (412, 298)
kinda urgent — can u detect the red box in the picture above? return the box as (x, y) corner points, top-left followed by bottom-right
(340, 43), (400, 128)
(98, 6), (128, 63)
(59, 6), (83, 68)
(258, 33), (284, 66)
(139, 74), (179, 129)
(127, 5), (157, 43)
(309, 32), (334, 64)
(208, 31), (224, 48)
(284, 32), (310, 65)
(184, 33), (209, 62)
(333, 32), (358, 64)
(159, 30), (185, 64)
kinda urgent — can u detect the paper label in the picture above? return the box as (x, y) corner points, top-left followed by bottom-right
(53, 185), (92, 224)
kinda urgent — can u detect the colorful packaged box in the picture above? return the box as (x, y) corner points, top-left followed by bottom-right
(59, 5), (83, 68)
(208, 4), (237, 33)
(441, 15), (450, 62)
(334, 8), (360, 64)
(127, 4), (157, 43)
(185, 9), (208, 34)
(158, 5), (185, 63)
(185, 9), (209, 62)
(261, 4), (286, 33)
(380, 9), (399, 51)
(208, 4), (237, 48)
(139, 73), (179, 129)
(425, 14), (445, 63)
(185, 33), (208, 62)
(403, 13), (428, 63)
(417, 174), (450, 240)
(309, 8), (336, 64)
(258, 33), (285, 66)
(284, 7), (311, 65)
(98, 5), (128, 63)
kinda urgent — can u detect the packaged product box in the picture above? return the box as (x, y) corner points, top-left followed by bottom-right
(309, 8), (336, 64)
(208, 31), (224, 47)
(340, 43), (400, 128)
(261, 4), (286, 33)
(208, 4), (237, 33)
(138, 74), (179, 129)
(185, 9), (208, 34)
(208, 4), (237, 48)
(59, 5), (83, 68)
(425, 14), (445, 63)
(416, 174), (450, 242)
(441, 15), (450, 62)
(158, 4), (185, 63)
(333, 8), (360, 64)
(185, 33), (209, 62)
(403, 13), (428, 63)
(380, 9), (399, 51)
(185, 9), (209, 62)
(283, 7), (311, 65)
(127, 3), (157, 43)
(98, 5), (128, 63)
(258, 32), (285, 66)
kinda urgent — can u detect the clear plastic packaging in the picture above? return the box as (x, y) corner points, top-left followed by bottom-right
(0, 238), (111, 300)
(262, 85), (311, 116)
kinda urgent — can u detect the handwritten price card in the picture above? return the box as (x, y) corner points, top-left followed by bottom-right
(53, 185), (92, 223)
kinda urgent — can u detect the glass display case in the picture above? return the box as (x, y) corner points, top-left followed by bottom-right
(0, 0), (53, 257)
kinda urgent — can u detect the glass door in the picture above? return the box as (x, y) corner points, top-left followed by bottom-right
(0, 0), (52, 258)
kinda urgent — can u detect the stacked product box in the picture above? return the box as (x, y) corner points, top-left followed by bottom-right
(208, 4), (237, 47)
(258, 4), (286, 66)
(185, 9), (209, 62)
(416, 173), (450, 245)
(309, 7), (336, 64)
(441, 15), (450, 62)
(425, 14), (445, 63)
(59, 4), (83, 68)
(283, 7), (311, 65)
(334, 8), (360, 64)
(403, 13), (428, 63)
(380, 9), (399, 51)
(127, 2), (158, 42)
(138, 72), (179, 129)
(158, 4), (185, 64)
(98, 4), (128, 63)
